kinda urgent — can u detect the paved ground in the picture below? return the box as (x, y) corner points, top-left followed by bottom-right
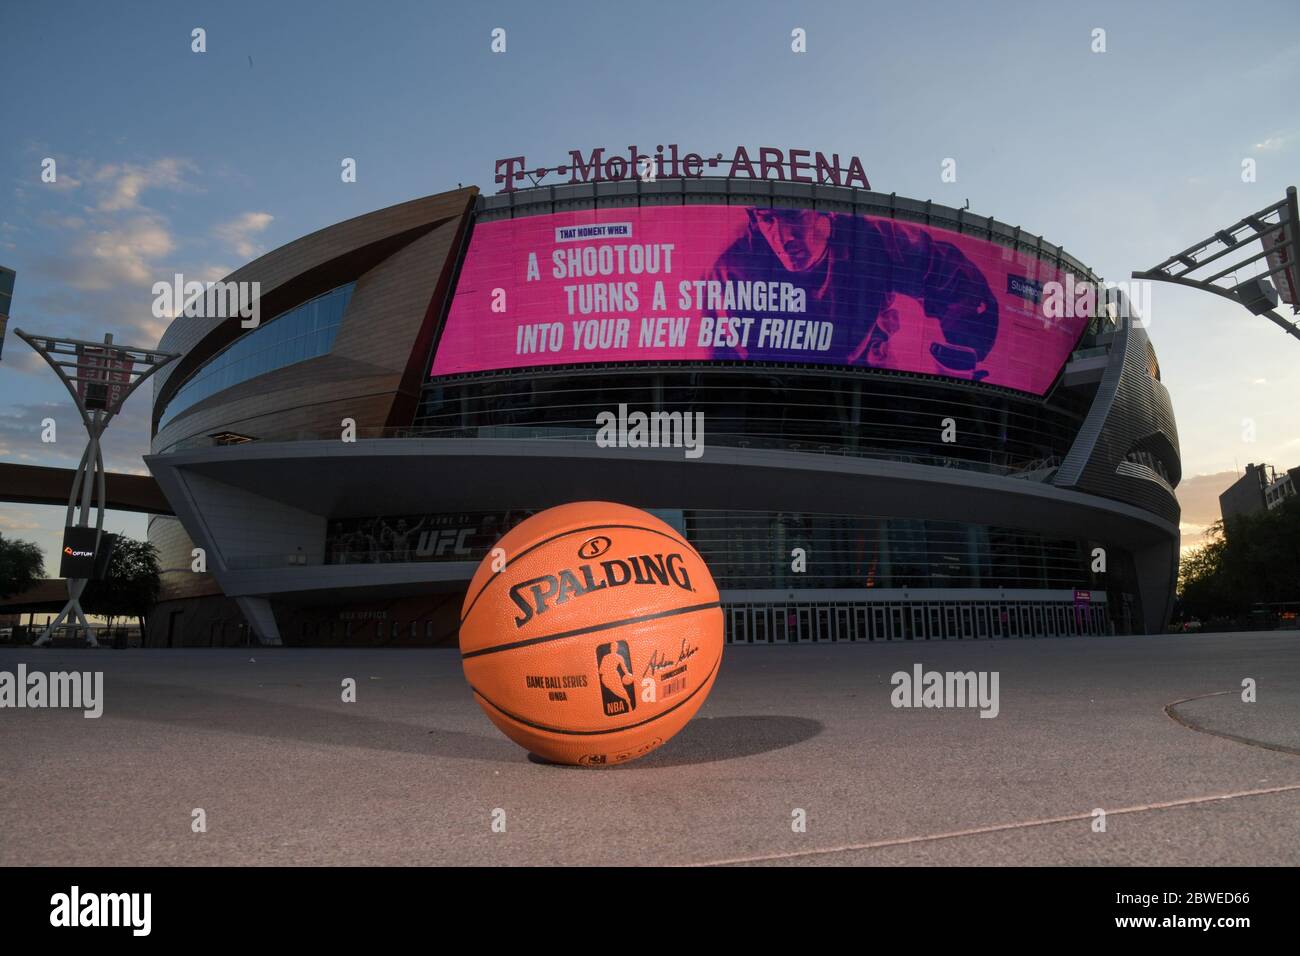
(1, 632), (1297, 866)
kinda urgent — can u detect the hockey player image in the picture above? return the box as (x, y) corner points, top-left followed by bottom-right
(707, 208), (1000, 380)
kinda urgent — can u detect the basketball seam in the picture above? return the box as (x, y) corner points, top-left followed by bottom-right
(470, 653), (721, 737)
(461, 600), (722, 659)
(459, 522), (705, 627)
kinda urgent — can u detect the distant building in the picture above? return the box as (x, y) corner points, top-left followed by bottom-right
(1265, 466), (1300, 511)
(1220, 463), (1269, 527)
(1220, 462), (1299, 532)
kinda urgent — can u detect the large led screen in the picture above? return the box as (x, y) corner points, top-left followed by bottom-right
(431, 206), (1091, 395)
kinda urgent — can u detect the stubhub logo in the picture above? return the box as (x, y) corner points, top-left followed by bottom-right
(1007, 274), (1042, 303)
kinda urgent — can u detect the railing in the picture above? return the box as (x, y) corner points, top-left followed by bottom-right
(1, 624), (143, 647)
(159, 424), (1059, 480)
(224, 550), (472, 571)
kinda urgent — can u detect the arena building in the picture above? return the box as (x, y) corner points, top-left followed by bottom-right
(143, 176), (1181, 646)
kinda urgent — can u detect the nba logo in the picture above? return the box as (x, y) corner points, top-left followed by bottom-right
(596, 641), (637, 716)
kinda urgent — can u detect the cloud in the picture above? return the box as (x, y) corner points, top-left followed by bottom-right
(36, 212), (86, 231)
(92, 158), (194, 212)
(0, 513), (44, 532)
(42, 168), (82, 192)
(199, 263), (235, 282)
(1252, 133), (1293, 152)
(214, 211), (274, 259)
(0, 402), (87, 470)
(1174, 470), (1238, 531)
(0, 400), (152, 476)
(19, 157), (202, 347)
(70, 215), (175, 289)
(0, 348), (51, 379)
(24, 214), (177, 348)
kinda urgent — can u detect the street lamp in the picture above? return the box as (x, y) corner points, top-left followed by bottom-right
(13, 328), (179, 647)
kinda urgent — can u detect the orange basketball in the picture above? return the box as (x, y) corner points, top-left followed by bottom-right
(459, 501), (724, 766)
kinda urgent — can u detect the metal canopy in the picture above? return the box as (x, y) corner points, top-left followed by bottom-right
(1132, 186), (1300, 341)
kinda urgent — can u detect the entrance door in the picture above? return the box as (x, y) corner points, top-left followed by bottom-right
(891, 606), (906, 640)
(816, 606), (832, 642)
(772, 606), (789, 644)
(797, 607), (813, 643)
(872, 606), (886, 641)
(729, 607), (748, 644)
(166, 609), (182, 649)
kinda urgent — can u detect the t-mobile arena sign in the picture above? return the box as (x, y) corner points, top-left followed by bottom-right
(494, 145), (871, 194)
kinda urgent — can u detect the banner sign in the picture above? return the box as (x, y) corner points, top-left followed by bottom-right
(432, 205), (1092, 395)
(1261, 222), (1296, 306)
(76, 346), (131, 411)
(59, 527), (101, 579)
(0, 266), (13, 362)
(326, 511), (537, 565)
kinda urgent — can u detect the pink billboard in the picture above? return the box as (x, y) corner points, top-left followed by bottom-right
(431, 205), (1091, 395)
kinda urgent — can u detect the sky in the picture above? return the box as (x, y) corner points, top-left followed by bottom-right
(1, 0), (1298, 573)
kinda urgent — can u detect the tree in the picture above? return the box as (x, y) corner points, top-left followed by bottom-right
(0, 532), (45, 599)
(1179, 498), (1300, 620)
(1177, 521), (1232, 619)
(81, 536), (162, 636)
(1239, 496), (1300, 603)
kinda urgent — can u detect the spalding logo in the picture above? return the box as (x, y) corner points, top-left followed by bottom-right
(578, 535), (612, 559)
(508, 552), (694, 627)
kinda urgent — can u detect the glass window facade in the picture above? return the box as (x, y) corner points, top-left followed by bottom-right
(313, 506), (1096, 593)
(158, 282), (355, 429)
(416, 366), (1090, 473)
(686, 511), (1091, 591)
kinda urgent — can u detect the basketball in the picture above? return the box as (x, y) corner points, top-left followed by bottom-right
(458, 501), (724, 766)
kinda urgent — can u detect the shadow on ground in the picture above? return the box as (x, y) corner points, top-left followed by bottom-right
(527, 715), (823, 769)
(99, 680), (519, 761)
(102, 680), (820, 767)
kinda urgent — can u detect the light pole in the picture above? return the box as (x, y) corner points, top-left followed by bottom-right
(14, 328), (178, 647)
